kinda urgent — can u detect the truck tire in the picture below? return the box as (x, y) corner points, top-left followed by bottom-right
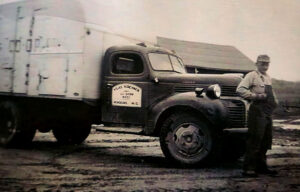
(160, 112), (219, 166)
(0, 101), (36, 147)
(52, 121), (91, 145)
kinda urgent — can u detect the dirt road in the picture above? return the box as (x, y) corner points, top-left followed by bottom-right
(0, 118), (299, 192)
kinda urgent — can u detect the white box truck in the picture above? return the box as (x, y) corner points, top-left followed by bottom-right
(0, 0), (248, 165)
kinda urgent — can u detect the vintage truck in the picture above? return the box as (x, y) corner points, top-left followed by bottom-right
(0, 0), (247, 165)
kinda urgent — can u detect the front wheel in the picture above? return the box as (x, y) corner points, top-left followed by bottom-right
(160, 113), (219, 166)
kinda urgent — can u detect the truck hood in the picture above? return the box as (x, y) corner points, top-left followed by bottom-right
(154, 72), (243, 87)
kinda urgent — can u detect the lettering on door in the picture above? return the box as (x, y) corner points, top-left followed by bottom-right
(112, 83), (142, 107)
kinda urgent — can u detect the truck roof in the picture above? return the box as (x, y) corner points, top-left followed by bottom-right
(107, 45), (177, 56)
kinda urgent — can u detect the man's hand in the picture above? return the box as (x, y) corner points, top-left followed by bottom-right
(255, 93), (267, 100)
(249, 93), (267, 100)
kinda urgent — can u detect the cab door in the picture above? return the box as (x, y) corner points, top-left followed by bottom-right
(101, 51), (149, 125)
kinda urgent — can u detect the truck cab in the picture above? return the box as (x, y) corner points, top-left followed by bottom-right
(99, 45), (247, 165)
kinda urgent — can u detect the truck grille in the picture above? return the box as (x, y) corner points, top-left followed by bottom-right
(174, 85), (198, 93)
(174, 84), (238, 97)
(221, 85), (238, 97)
(227, 100), (246, 128)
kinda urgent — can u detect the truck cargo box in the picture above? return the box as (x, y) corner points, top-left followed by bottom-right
(0, 0), (141, 100)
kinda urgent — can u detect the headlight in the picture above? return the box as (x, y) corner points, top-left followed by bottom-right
(206, 84), (221, 99)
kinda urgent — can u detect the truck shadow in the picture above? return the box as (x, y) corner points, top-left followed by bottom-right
(4, 140), (242, 170)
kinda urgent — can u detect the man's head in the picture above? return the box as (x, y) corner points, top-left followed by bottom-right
(256, 55), (270, 74)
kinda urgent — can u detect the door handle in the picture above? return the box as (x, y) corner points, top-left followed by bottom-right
(106, 83), (113, 88)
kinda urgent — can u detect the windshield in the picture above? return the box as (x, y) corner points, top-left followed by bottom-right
(148, 53), (186, 73)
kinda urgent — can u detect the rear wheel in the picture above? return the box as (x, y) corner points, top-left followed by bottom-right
(160, 113), (219, 166)
(0, 101), (36, 147)
(52, 120), (91, 145)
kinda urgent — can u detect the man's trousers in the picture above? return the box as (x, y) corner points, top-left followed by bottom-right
(243, 104), (273, 171)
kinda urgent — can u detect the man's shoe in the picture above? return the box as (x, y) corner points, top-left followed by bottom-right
(256, 168), (278, 175)
(242, 170), (258, 177)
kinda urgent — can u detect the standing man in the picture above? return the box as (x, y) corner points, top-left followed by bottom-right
(237, 55), (278, 177)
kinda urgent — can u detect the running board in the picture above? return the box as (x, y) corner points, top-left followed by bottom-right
(92, 125), (144, 135)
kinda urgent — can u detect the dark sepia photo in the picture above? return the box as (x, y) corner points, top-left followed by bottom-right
(0, 0), (299, 191)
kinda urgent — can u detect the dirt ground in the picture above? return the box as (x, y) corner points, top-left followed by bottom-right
(0, 117), (299, 192)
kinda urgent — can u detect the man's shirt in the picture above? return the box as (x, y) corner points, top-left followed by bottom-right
(236, 70), (272, 100)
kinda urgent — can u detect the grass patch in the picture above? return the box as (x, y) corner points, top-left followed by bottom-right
(272, 79), (300, 116)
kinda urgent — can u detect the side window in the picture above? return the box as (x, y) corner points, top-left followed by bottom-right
(112, 53), (144, 74)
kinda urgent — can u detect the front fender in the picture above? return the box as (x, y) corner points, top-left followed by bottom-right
(145, 92), (227, 135)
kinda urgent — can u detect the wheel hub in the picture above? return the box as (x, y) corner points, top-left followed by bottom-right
(173, 124), (204, 155)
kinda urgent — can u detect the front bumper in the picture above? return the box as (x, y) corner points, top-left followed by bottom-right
(223, 128), (248, 134)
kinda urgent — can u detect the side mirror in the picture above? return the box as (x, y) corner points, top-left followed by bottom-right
(148, 74), (159, 84)
(153, 77), (159, 83)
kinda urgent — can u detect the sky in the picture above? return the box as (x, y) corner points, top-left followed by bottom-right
(1, 0), (300, 81)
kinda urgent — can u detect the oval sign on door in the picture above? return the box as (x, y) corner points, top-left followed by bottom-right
(112, 83), (142, 107)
